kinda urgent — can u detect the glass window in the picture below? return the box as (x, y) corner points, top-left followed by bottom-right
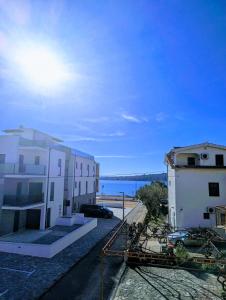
(187, 157), (195, 166)
(78, 182), (81, 195)
(0, 154), (6, 164)
(216, 155), (224, 167)
(50, 182), (54, 201)
(209, 182), (220, 196)
(35, 156), (40, 165)
(203, 213), (210, 219)
(58, 159), (62, 176)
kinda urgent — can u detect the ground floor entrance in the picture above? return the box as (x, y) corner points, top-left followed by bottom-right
(26, 209), (41, 229)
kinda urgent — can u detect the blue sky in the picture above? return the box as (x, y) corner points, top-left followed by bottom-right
(1, 0), (226, 175)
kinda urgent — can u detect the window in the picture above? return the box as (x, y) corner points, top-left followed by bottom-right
(93, 181), (96, 192)
(78, 182), (81, 196)
(50, 182), (55, 201)
(203, 212), (210, 219)
(0, 154), (5, 164)
(35, 156), (40, 165)
(80, 163), (83, 176)
(76, 162), (78, 169)
(209, 182), (220, 196)
(187, 157), (195, 166)
(58, 159), (62, 176)
(75, 181), (77, 188)
(93, 166), (95, 177)
(216, 154), (224, 167)
(87, 165), (89, 177)
(86, 181), (88, 194)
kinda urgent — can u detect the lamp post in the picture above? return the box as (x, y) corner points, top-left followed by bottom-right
(119, 192), (125, 221)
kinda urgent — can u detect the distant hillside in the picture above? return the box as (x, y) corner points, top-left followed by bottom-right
(100, 173), (167, 182)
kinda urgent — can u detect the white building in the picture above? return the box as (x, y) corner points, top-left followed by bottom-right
(166, 142), (226, 229)
(0, 127), (99, 236)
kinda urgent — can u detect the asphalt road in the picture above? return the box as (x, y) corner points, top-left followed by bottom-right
(39, 204), (145, 300)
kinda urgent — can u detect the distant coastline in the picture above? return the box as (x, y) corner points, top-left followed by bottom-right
(100, 173), (167, 182)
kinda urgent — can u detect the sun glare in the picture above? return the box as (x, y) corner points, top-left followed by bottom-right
(13, 44), (72, 91)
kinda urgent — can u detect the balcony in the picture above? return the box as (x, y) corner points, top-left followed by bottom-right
(0, 163), (46, 176)
(3, 193), (44, 207)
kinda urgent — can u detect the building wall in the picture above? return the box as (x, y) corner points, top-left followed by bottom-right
(47, 149), (65, 227)
(167, 165), (176, 228)
(175, 146), (226, 166)
(18, 148), (48, 166)
(175, 169), (226, 228)
(0, 135), (19, 163)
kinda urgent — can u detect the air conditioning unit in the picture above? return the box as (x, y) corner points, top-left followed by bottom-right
(207, 207), (216, 214)
(200, 153), (209, 160)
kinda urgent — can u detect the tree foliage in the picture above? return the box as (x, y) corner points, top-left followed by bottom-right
(136, 181), (167, 218)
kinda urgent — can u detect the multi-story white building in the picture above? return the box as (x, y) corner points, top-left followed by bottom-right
(166, 143), (226, 229)
(0, 127), (99, 236)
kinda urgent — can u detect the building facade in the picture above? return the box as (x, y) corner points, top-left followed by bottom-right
(0, 127), (99, 235)
(166, 143), (226, 229)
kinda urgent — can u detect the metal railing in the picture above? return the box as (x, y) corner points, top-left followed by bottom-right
(3, 193), (44, 206)
(0, 163), (46, 175)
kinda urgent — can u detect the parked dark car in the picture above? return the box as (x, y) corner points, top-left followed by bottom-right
(80, 204), (113, 218)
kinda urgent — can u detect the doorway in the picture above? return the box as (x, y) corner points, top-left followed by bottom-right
(13, 211), (20, 232)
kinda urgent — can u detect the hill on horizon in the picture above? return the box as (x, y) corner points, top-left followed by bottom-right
(100, 173), (167, 182)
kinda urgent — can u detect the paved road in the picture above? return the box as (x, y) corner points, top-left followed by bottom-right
(40, 204), (145, 300)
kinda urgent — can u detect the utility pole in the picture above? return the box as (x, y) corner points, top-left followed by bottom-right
(120, 192), (125, 221)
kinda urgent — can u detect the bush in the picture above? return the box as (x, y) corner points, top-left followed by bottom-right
(136, 181), (167, 218)
(174, 245), (190, 264)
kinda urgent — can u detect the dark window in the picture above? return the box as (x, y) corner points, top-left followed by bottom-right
(203, 212), (210, 219)
(87, 165), (89, 176)
(209, 182), (220, 196)
(216, 155), (224, 167)
(58, 159), (62, 176)
(16, 182), (22, 196)
(80, 163), (83, 176)
(35, 156), (40, 165)
(0, 154), (6, 164)
(86, 181), (88, 194)
(50, 182), (54, 201)
(75, 181), (77, 188)
(187, 157), (195, 166)
(78, 182), (81, 195)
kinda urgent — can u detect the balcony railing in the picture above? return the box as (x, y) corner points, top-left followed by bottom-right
(0, 163), (46, 175)
(3, 193), (44, 207)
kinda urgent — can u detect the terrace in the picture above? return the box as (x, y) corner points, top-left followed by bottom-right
(0, 218), (97, 258)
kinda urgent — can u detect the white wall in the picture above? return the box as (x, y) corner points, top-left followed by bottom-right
(74, 156), (96, 196)
(0, 135), (19, 163)
(175, 146), (226, 166)
(167, 165), (176, 228)
(175, 169), (226, 228)
(18, 148), (48, 166)
(47, 149), (65, 227)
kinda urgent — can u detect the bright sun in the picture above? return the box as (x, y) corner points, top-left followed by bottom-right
(13, 44), (72, 91)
